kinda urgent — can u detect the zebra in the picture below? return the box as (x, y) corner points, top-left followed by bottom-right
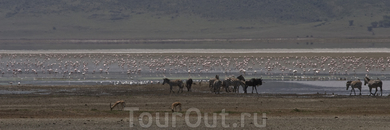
(364, 77), (382, 96)
(346, 79), (362, 95)
(232, 75), (246, 93)
(225, 77), (245, 93)
(231, 79), (246, 93)
(209, 75), (220, 92)
(222, 79), (231, 92)
(222, 75), (246, 93)
(163, 78), (184, 93)
(213, 79), (222, 94)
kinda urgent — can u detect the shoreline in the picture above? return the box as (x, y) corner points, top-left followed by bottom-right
(1, 84), (389, 129)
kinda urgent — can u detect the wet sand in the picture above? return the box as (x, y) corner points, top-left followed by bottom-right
(1, 83), (390, 129)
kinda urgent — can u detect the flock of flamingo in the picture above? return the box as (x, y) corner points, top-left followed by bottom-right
(0, 53), (389, 86)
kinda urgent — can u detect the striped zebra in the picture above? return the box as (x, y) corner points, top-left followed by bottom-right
(364, 77), (382, 96)
(213, 79), (222, 94)
(163, 78), (184, 93)
(346, 79), (362, 95)
(223, 77), (246, 93)
(209, 75), (220, 92)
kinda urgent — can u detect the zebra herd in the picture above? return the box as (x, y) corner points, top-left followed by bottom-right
(164, 75), (384, 96)
(346, 77), (383, 96)
(162, 78), (193, 93)
(208, 75), (263, 94)
(163, 75), (263, 94)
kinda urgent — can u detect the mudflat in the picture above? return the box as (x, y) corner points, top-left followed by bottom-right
(0, 83), (389, 129)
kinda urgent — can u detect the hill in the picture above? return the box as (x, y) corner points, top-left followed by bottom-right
(0, 0), (390, 39)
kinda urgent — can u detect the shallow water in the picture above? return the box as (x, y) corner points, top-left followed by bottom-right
(1, 49), (390, 95)
(242, 81), (390, 95)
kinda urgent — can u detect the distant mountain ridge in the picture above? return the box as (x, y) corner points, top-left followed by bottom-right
(1, 0), (389, 23)
(0, 0), (389, 39)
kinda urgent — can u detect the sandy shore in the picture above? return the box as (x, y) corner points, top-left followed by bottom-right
(1, 83), (390, 129)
